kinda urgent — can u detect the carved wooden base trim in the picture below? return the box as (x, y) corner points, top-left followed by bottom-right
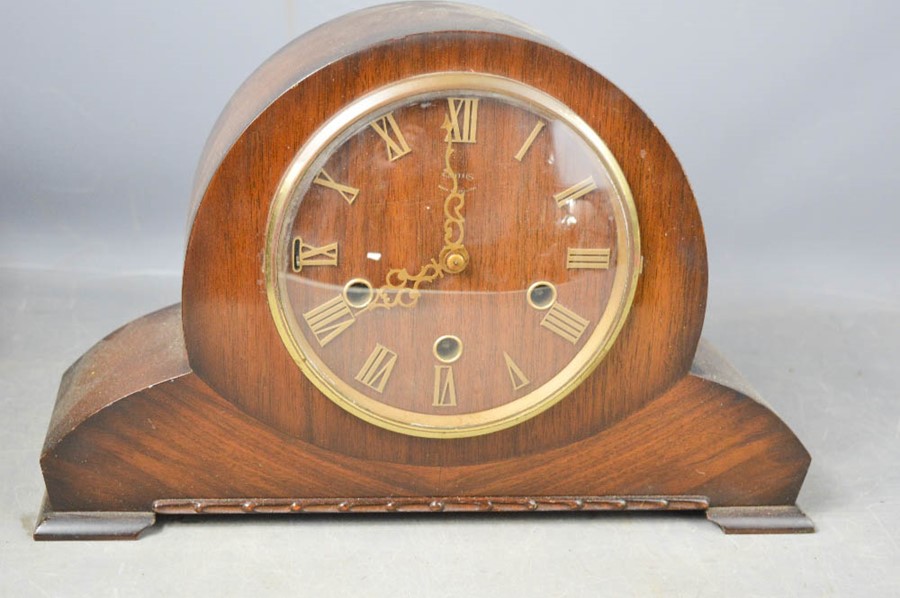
(153, 495), (710, 515)
(706, 505), (815, 534)
(33, 495), (156, 541)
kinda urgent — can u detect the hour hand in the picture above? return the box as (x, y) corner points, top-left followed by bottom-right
(364, 259), (445, 311)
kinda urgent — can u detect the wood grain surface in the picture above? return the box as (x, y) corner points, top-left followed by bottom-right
(40, 305), (809, 513)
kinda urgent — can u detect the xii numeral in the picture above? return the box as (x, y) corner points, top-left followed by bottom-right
(303, 295), (356, 347)
(541, 302), (590, 345)
(370, 112), (412, 161)
(433, 365), (457, 407)
(566, 248), (610, 270)
(445, 98), (479, 143)
(292, 237), (338, 272)
(355, 344), (398, 393)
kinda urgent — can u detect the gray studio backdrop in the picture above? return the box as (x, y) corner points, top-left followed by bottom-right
(2, 1), (899, 596)
(2, 0), (897, 297)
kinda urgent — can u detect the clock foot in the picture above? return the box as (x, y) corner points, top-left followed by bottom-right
(706, 505), (814, 534)
(33, 494), (156, 541)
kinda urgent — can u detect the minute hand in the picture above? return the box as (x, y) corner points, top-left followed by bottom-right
(437, 112), (469, 274)
(362, 114), (468, 313)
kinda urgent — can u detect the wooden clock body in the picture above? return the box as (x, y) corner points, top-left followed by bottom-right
(35, 3), (812, 539)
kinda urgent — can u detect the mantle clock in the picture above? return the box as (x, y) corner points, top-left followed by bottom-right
(35, 2), (813, 540)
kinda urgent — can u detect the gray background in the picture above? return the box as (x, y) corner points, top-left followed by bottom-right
(1, 1), (898, 596)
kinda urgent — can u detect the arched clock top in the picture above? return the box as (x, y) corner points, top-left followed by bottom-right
(182, 4), (707, 463)
(186, 2), (559, 227)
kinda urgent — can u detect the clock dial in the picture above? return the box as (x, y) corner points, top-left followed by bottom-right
(266, 73), (640, 437)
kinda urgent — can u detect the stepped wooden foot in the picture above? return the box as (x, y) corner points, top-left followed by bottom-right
(706, 505), (814, 534)
(33, 495), (156, 541)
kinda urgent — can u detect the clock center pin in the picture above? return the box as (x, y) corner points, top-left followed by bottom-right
(444, 250), (468, 273)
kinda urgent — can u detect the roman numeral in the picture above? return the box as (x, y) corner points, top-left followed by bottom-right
(303, 295), (356, 347)
(553, 176), (598, 207)
(503, 352), (530, 391)
(514, 121), (545, 161)
(445, 98), (479, 143)
(433, 365), (457, 407)
(313, 170), (359, 205)
(370, 112), (412, 161)
(292, 237), (338, 272)
(540, 302), (590, 345)
(566, 247), (611, 270)
(355, 344), (398, 393)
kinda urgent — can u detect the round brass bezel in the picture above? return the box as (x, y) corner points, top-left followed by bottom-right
(264, 72), (641, 439)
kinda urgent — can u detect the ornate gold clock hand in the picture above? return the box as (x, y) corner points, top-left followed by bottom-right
(437, 113), (469, 274)
(362, 113), (468, 312)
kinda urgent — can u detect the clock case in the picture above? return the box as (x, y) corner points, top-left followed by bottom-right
(35, 2), (813, 540)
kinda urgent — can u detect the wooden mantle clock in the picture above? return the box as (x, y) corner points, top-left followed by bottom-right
(35, 2), (813, 540)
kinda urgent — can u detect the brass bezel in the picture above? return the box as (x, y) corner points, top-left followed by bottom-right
(264, 72), (641, 439)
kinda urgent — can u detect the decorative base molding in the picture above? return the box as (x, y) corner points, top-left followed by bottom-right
(34, 493), (814, 539)
(154, 495), (710, 515)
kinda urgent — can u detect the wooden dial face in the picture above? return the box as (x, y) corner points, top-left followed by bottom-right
(267, 74), (640, 438)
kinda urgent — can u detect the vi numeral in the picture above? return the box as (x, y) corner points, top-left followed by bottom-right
(433, 365), (457, 407)
(370, 112), (412, 161)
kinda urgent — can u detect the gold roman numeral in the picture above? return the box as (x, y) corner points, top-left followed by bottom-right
(445, 98), (479, 143)
(303, 295), (356, 347)
(541, 302), (590, 345)
(514, 121), (545, 161)
(313, 170), (359, 205)
(355, 343), (398, 393)
(566, 247), (611, 270)
(503, 352), (530, 391)
(370, 112), (412, 161)
(292, 237), (338, 272)
(553, 176), (598, 207)
(433, 365), (457, 407)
